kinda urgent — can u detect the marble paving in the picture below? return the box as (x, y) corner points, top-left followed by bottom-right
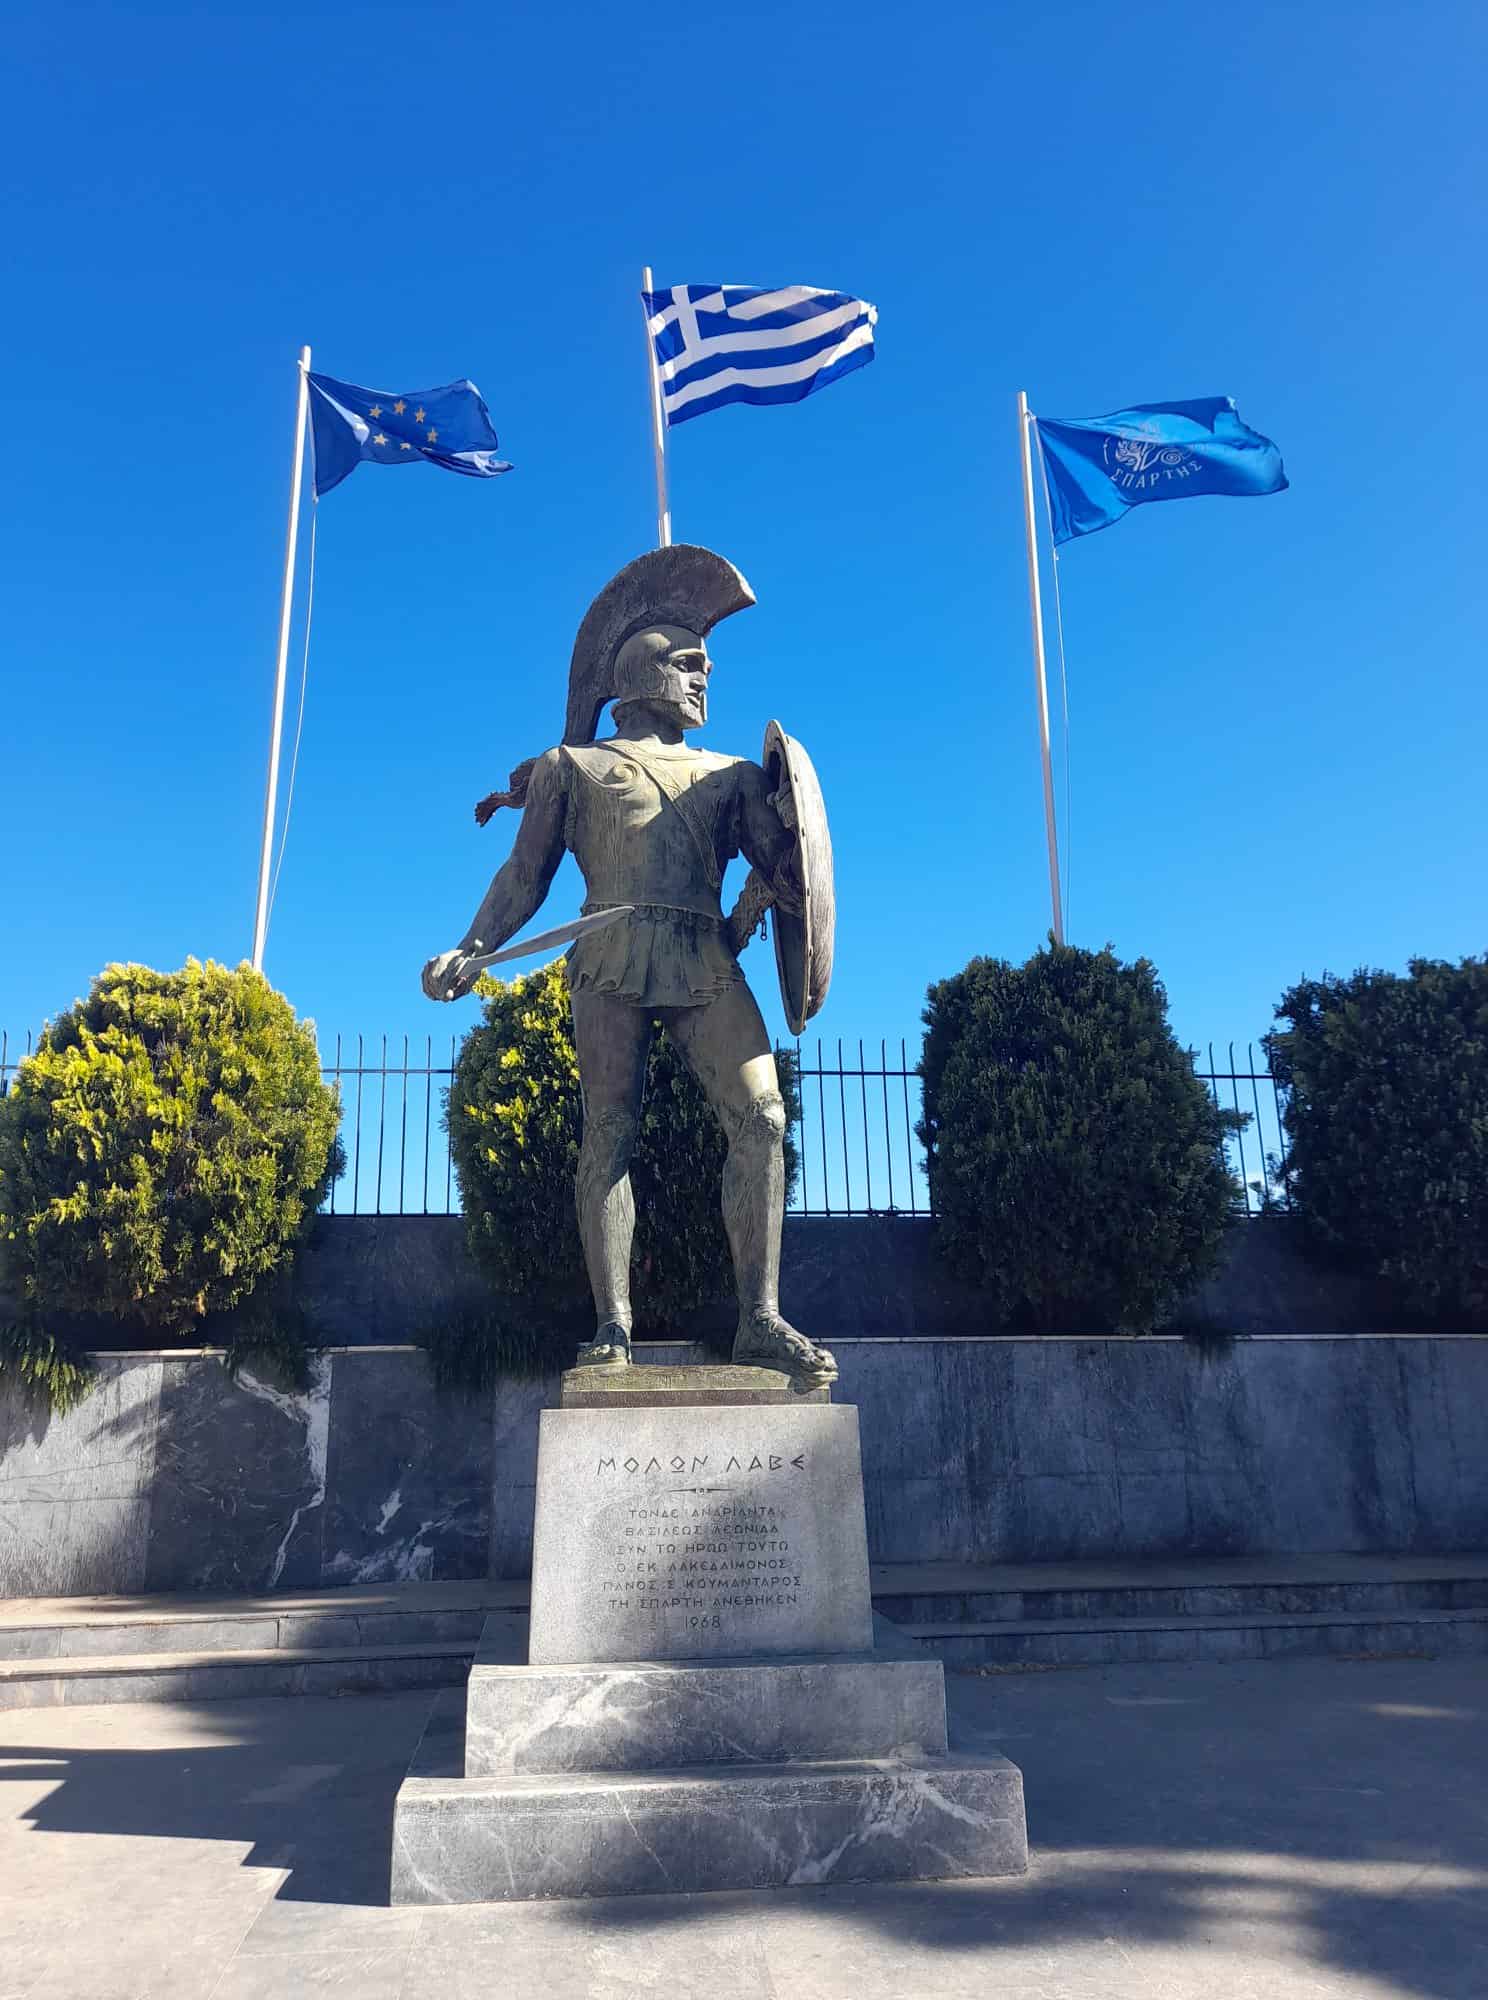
(3, 1656), (1486, 1997)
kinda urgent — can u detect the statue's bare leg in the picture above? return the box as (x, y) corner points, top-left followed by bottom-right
(662, 986), (837, 1387)
(570, 990), (652, 1368)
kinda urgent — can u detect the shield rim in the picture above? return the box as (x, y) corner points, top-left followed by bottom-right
(763, 720), (833, 1036)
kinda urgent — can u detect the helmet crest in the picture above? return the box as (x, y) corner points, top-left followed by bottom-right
(562, 545), (755, 745)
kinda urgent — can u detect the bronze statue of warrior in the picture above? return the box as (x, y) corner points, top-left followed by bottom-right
(421, 546), (837, 1387)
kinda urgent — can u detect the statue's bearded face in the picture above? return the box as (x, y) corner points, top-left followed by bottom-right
(613, 626), (712, 730)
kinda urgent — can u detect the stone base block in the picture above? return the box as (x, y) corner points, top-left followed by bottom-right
(561, 1364), (830, 1409)
(392, 1696), (1027, 1904)
(464, 1646), (949, 1776)
(528, 1401), (874, 1664)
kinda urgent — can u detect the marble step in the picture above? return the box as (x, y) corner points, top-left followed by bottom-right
(902, 1604), (1488, 1668)
(392, 1692), (1027, 1904)
(0, 1638), (474, 1710)
(465, 1646), (949, 1776)
(874, 1565), (1488, 1626)
(0, 1579), (513, 1662)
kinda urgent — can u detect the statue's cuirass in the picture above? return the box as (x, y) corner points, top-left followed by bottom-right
(562, 742), (741, 920)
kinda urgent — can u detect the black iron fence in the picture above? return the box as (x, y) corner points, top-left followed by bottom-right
(2, 1026), (1288, 1221)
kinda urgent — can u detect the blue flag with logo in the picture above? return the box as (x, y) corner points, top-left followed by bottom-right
(306, 372), (512, 497)
(1034, 397), (1286, 544)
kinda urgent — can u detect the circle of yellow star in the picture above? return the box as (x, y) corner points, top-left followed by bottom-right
(373, 433), (388, 446)
(368, 404), (382, 418)
(425, 428), (438, 443)
(393, 399), (407, 415)
(399, 440), (412, 450)
(414, 406), (426, 424)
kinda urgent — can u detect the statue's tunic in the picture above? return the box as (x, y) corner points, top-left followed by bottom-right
(559, 741), (752, 1008)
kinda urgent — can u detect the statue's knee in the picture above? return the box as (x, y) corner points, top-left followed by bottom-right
(583, 1105), (639, 1162)
(736, 1090), (787, 1151)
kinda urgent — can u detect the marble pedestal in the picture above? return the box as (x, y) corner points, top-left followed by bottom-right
(391, 1364), (1028, 1903)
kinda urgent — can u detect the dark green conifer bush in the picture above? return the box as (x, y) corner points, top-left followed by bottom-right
(0, 960), (340, 1331)
(918, 942), (1240, 1332)
(1266, 956), (1488, 1323)
(448, 960), (800, 1339)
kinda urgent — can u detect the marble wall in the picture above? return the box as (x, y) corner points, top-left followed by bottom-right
(206, 1211), (1413, 1349)
(3, 1337), (1486, 1597)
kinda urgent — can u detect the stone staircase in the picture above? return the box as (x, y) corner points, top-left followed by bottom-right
(872, 1553), (1488, 1668)
(3, 1555), (1485, 1707)
(0, 1579), (516, 1709)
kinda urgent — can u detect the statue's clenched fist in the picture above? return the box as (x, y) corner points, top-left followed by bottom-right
(421, 949), (479, 1002)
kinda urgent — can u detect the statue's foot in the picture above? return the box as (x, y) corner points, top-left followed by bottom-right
(575, 1321), (632, 1369)
(733, 1310), (837, 1388)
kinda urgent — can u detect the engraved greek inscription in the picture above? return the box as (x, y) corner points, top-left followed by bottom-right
(624, 1457), (640, 1472)
(792, 1454), (806, 1469)
(670, 1456), (686, 1471)
(726, 1455), (743, 1470)
(769, 1455), (782, 1470)
(692, 1456), (709, 1471)
(645, 1457), (662, 1472)
(598, 1457), (616, 1472)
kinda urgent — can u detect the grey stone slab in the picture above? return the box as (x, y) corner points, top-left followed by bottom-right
(560, 1362), (830, 1407)
(274, 1613), (364, 1650)
(236, 1898), (422, 1955)
(1401, 1337), (1488, 1546)
(0, 1644), (474, 1711)
(0, 1358), (160, 1595)
(56, 1616), (281, 1658)
(392, 1749), (1027, 1903)
(241, 1210), (1438, 1347)
(322, 1348), (494, 1586)
(487, 1377), (552, 1579)
(400, 1932), (771, 2000)
(347, 1609), (490, 1648)
(0, 1626), (62, 1661)
(295, 1654), (471, 1698)
(464, 1645), (947, 1775)
(527, 1402), (874, 1665)
(143, 1355), (329, 1593)
(209, 1947), (412, 1999)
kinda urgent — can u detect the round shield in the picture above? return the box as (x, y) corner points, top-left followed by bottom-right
(763, 720), (835, 1034)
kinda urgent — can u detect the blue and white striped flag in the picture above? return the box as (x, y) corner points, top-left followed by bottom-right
(642, 283), (877, 428)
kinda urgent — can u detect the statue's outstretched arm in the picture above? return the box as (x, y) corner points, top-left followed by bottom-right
(421, 750), (566, 1001)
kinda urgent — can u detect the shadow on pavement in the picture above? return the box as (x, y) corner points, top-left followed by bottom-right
(1, 1688), (432, 1907)
(2, 1657), (1486, 1997)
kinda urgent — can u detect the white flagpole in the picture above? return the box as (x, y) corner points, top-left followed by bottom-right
(251, 344), (312, 973)
(1017, 390), (1065, 945)
(641, 267), (672, 547)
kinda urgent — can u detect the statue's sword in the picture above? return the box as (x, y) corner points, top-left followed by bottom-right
(447, 905), (634, 996)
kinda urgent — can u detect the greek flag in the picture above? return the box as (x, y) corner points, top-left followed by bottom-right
(643, 283), (877, 428)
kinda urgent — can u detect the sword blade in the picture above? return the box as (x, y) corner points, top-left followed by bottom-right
(461, 905), (634, 976)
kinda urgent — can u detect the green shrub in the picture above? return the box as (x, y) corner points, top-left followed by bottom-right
(422, 1304), (559, 1393)
(217, 1293), (318, 1395)
(918, 942), (1241, 1332)
(448, 959), (800, 1336)
(0, 1320), (96, 1417)
(1265, 957), (1488, 1323)
(0, 960), (341, 1332)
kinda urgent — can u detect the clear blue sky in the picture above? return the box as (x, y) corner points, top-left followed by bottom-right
(4, 1), (1484, 1074)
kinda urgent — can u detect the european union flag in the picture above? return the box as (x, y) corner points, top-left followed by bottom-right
(1034, 397), (1286, 544)
(306, 372), (512, 497)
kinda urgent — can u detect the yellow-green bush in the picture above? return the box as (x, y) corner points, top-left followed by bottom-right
(0, 960), (341, 1331)
(448, 960), (799, 1338)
